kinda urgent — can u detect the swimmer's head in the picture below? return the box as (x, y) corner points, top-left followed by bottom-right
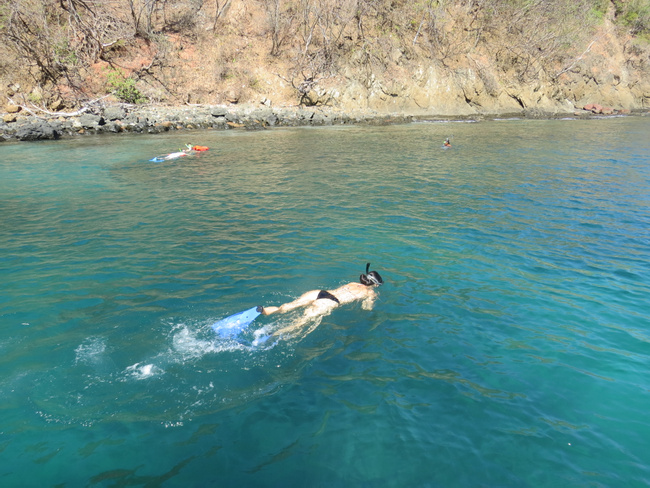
(360, 262), (383, 286)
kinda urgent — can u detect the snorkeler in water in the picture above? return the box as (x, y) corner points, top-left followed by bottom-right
(152, 144), (210, 162)
(258, 263), (383, 337)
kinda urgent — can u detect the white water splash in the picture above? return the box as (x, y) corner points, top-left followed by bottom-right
(125, 362), (163, 380)
(74, 337), (107, 365)
(74, 337), (116, 376)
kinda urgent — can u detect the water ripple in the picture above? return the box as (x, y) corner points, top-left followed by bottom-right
(1, 119), (650, 486)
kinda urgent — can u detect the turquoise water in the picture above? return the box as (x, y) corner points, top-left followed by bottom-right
(1, 117), (649, 487)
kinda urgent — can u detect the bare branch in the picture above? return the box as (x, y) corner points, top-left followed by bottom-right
(7, 94), (112, 118)
(554, 40), (596, 79)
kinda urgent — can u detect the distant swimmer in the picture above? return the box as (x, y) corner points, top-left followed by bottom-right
(163, 150), (189, 160)
(180, 143), (211, 154)
(150, 144), (209, 162)
(258, 263), (384, 338)
(443, 137), (451, 147)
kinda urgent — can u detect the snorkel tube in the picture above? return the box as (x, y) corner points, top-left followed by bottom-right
(360, 262), (383, 286)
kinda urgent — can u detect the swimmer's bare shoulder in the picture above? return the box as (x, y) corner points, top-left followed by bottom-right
(333, 282), (377, 305)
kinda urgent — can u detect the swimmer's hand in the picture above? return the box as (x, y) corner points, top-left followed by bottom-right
(361, 295), (376, 310)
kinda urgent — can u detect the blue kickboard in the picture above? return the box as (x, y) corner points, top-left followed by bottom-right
(211, 307), (261, 338)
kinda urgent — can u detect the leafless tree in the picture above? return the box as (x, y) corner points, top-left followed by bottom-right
(212, 0), (232, 30)
(262, 0), (296, 56)
(128, 0), (159, 36)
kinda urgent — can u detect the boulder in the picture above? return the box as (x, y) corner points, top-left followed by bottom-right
(76, 114), (105, 129)
(15, 120), (59, 141)
(104, 121), (124, 133)
(6, 104), (21, 114)
(585, 103), (603, 113)
(72, 114), (105, 129)
(243, 119), (265, 130)
(103, 107), (126, 121)
(49, 99), (64, 111)
(311, 113), (328, 125)
(0, 122), (9, 141)
(250, 108), (278, 126)
(210, 107), (228, 117)
(225, 112), (240, 123)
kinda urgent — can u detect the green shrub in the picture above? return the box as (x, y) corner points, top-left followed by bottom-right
(589, 0), (609, 21)
(617, 0), (650, 36)
(106, 69), (148, 104)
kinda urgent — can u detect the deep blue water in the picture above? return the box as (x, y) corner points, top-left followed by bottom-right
(1, 117), (649, 487)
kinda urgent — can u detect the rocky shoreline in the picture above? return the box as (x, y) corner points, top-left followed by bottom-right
(0, 104), (415, 142)
(0, 102), (646, 142)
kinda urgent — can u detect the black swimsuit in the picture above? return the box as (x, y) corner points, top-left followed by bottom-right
(317, 290), (340, 304)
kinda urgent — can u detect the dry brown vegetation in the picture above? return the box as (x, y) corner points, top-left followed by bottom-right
(1, 0), (649, 112)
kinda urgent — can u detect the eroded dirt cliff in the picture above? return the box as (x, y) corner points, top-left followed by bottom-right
(1, 0), (649, 117)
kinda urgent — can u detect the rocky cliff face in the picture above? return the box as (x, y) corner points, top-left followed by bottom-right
(1, 1), (649, 121)
(308, 19), (649, 116)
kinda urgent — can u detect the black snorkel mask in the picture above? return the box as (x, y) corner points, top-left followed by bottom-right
(360, 262), (383, 286)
